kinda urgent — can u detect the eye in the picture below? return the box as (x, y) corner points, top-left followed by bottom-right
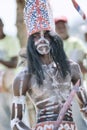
(33, 33), (40, 41)
(44, 31), (48, 36)
(44, 32), (50, 40)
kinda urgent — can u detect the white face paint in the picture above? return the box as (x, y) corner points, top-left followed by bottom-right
(34, 31), (50, 55)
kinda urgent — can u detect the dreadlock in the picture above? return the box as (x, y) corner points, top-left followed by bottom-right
(27, 35), (45, 85)
(27, 31), (71, 85)
(48, 31), (71, 77)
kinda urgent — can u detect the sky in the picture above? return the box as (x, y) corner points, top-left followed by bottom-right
(0, 0), (87, 36)
(50, 0), (87, 21)
(0, 0), (17, 36)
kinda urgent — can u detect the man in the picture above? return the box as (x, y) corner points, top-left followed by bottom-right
(0, 18), (20, 130)
(11, 1), (87, 130)
(0, 18), (20, 92)
(55, 16), (87, 75)
(55, 16), (87, 130)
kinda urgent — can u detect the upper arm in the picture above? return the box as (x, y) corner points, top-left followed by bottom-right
(11, 69), (32, 130)
(13, 71), (29, 96)
(71, 62), (83, 86)
(11, 70), (29, 120)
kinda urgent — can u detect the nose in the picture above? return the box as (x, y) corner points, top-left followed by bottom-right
(40, 39), (46, 44)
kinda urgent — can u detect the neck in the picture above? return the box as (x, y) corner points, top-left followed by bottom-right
(63, 35), (69, 40)
(40, 54), (53, 65)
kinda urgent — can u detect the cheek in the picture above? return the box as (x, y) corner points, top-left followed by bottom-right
(34, 38), (39, 43)
(33, 35), (41, 42)
(46, 38), (50, 43)
(44, 35), (50, 41)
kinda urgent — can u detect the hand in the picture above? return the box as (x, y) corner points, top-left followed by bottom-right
(53, 125), (59, 130)
(14, 121), (32, 130)
(80, 106), (87, 117)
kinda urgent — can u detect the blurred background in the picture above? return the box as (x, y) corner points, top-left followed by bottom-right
(0, 0), (87, 130)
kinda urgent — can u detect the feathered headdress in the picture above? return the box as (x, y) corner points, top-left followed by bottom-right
(24, 0), (55, 36)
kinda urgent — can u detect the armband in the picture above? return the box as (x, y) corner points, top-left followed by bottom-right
(12, 95), (26, 119)
(11, 118), (24, 130)
(79, 86), (87, 105)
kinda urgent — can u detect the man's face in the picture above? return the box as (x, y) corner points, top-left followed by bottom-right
(33, 31), (50, 55)
(55, 21), (68, 40)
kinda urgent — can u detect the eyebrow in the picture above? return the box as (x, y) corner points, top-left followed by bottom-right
(34, 32), (40, 35)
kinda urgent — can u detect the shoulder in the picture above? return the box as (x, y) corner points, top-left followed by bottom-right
(18, 48), (27, 67)
(6, 35), (20, 55)
(64, 36), (82, 47)
(13, 67), (31, 96)
(69, 37), (86, 49)
(68, 36), (82, 42)
(68, 36), (84, 46)
(69, 59), (79, 66)
(6, 35), (20, 46)
(68, 60), (82, 83)
(69, 59), (81, 72)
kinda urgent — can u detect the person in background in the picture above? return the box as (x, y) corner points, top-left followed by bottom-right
(55, 16), (87, 75)
(0, 18), (20, 130)
(80, 24), (87, 45)
(55, 16), (87, 130)
(11, 1), (87, 130)
(80, 24), (87, 93)
(0, 18), (21, 92)
(82, 25), (87, 71)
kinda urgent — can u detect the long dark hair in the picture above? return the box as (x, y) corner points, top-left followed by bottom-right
(27, 31), (71, 85)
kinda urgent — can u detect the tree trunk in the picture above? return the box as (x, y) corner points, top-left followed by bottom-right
(16, 0), (27, 47)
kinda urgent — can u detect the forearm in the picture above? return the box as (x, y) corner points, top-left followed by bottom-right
(76, 85), (87, 108)
(0, 57), (18, 68)
(11, 96), (30, 130)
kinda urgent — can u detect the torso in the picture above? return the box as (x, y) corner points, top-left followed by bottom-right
(27, 61), (81, 123)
